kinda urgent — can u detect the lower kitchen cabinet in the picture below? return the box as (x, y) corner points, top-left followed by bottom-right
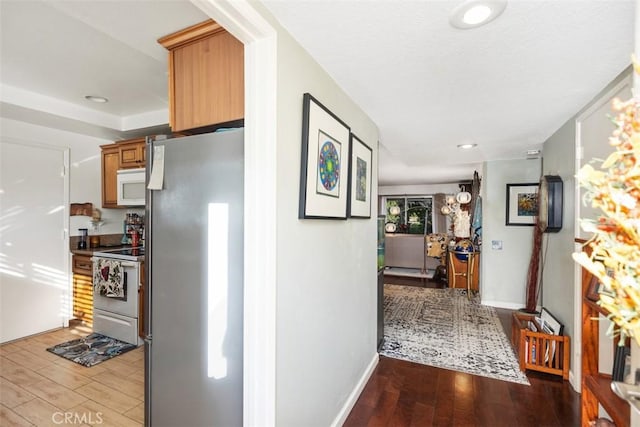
(72, 254), (93, 326)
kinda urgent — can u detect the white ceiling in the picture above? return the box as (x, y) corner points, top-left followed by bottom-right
(263, 0), (635, 184)
(0, 0), (208, 139)
(0, 0), (635, 185)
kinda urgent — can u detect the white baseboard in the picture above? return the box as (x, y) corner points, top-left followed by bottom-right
(331, 352), (379, 427)
(568, 370), (580, 392)
(481, 299), (524, 310)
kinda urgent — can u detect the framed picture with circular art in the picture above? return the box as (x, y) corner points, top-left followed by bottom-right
(299, 93), (351, 219)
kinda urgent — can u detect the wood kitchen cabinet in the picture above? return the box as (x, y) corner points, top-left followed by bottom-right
(118, 137), (146, 169)
(101, 144), (119, 208)
(100, 138), (146, 208)
(158, 19), (244, 132)
(72, 254), (93, 326)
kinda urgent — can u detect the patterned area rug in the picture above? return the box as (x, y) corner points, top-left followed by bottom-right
(381, 284), (530, 385)
(46, 333), (136, 367)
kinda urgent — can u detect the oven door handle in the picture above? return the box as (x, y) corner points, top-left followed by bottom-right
(119, 261), (139, 268)
(91, 258), (139, 269)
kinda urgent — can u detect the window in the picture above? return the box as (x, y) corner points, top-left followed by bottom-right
(384, 196), (433, 234)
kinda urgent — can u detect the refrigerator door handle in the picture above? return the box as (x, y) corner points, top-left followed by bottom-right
(144, 137), (154, 340)
(144, 137), (154, 427)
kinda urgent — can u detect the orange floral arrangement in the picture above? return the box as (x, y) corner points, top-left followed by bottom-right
(573, 60), (640, 344)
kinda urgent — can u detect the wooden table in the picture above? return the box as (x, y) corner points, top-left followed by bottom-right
(447, 250), (480, 294)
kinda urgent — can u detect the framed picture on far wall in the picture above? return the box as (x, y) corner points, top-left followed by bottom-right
(299, 93), (351, 219)
(506, 183), (539, 226)
(347, 133), (372, 218)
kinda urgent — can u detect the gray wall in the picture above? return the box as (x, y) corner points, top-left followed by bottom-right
(252, 4), (381, 426)
(481, 158), (541, 308)
(539, 118), (577, 371)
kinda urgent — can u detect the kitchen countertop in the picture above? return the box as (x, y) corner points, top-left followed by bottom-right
(70, 245), (133, 256)
(70, 233), (134, 256)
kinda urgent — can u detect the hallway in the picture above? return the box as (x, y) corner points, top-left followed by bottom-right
(345, 305), (580, 426)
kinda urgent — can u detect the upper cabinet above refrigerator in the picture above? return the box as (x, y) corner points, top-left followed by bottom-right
(158, 19), (245, 133)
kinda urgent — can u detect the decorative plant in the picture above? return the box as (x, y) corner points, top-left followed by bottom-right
(573, 64), (640, 344)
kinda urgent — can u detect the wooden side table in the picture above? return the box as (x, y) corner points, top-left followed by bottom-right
(448, 250), (480, 295)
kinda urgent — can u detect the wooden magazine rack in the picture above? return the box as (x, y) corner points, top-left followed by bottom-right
(512, 312), (570, 380)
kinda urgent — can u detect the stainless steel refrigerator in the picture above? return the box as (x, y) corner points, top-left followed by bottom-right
(144, 129), (244, 427)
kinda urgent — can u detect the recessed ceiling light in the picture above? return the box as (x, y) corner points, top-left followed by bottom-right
(84, 95), (109, 103)
(457, 143), (478, 149)
(450, 0), (507, 29)
(463, 5), (491, 25)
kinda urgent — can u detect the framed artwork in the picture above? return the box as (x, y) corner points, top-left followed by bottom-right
(540, 307), (563, 336)
(347, 134), (372, 218)
(299, 93), (351, 219)
(505, 183), (539, 226)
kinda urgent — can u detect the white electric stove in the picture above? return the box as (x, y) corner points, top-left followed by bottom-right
(92, 247), (145, 345)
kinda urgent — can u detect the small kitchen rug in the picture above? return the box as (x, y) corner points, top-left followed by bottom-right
(46, 333), (136, 367)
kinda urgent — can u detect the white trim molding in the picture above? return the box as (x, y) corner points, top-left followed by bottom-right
(481, 300), (525, 311)
(331, 353), (379, 427)
(191, 1), (278, 426)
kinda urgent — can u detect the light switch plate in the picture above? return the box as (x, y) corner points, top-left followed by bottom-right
(491, 240), (503, 250)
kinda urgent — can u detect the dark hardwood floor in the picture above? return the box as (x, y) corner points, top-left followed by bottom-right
(344, 277), (580, 427)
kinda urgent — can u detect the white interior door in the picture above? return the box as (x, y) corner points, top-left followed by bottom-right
(0, 141), (68, 343)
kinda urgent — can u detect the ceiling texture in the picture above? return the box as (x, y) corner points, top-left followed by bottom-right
(0, 0), (635, 185)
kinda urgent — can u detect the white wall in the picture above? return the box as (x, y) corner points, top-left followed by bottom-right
(379, 183), (460, 196)
(481, 158), (541, 309)
(0, 117), (124, 340)
(250, 5), (380, 426)
(1, 141), (67, 341)
(1, 117), (127, 237)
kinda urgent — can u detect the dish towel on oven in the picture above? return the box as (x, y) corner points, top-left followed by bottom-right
(93, 259), (124, 298)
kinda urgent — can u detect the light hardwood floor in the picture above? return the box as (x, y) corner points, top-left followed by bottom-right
(0, 324), (144, 427)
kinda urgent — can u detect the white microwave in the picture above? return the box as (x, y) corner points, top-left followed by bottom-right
(117, 168), (146, 206)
